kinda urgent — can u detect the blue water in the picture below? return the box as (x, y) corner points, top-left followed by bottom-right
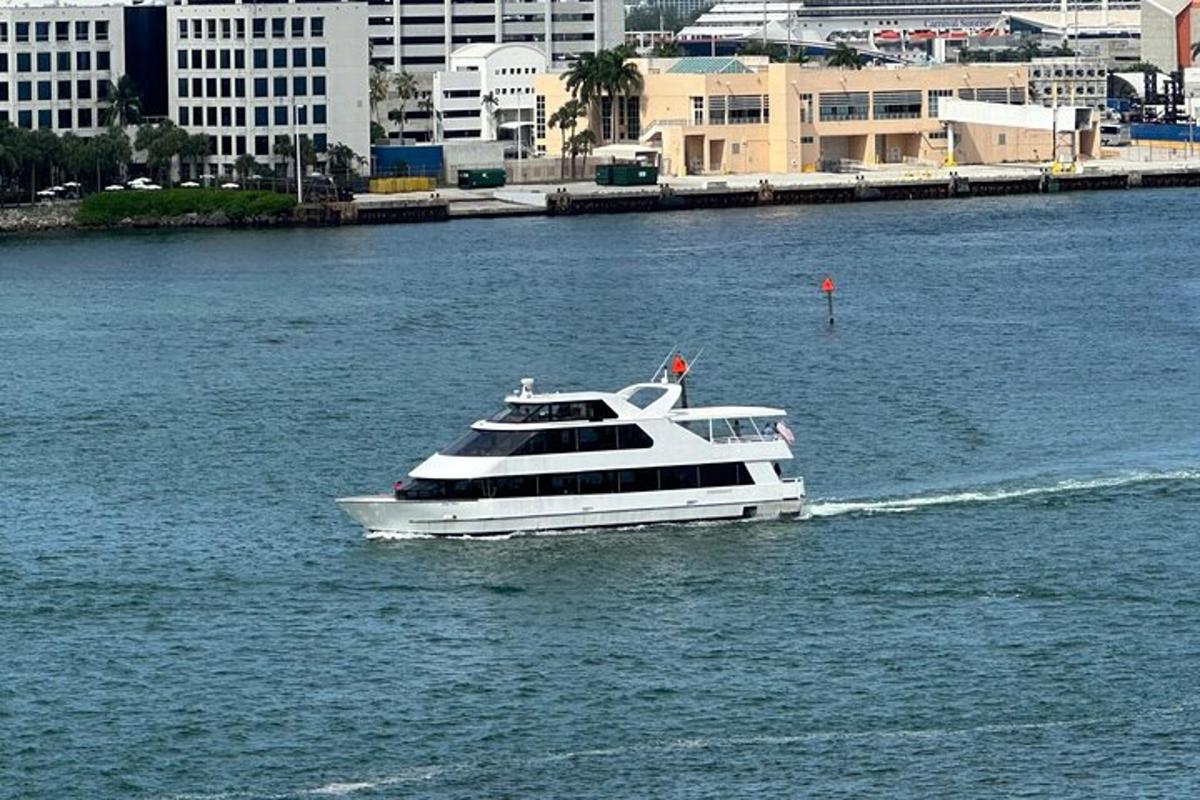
(3, 191), (1199, 799)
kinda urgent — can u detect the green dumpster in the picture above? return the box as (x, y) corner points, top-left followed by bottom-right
(457, 169), (507, 189)
(612, 164), (659, 186)
(594, 164), (615, 186)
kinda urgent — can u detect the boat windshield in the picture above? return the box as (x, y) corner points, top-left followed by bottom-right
(489, 400), (617, 424)
(441, 424), (653, 457)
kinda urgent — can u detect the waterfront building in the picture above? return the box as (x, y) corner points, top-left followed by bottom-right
(534, 57), (1100, 174)
(432, 43), (547, 142)
(0, 2), (126, 134)
(679, 0), (1141, 45)
(1028, 57), (1108, 112)
(365, 0), (623, 74)
(166, 0), (370, 180)
(0, 0), (370, 182)
(1140, 0), (1195, 73)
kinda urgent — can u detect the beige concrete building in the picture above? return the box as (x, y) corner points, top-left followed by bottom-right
(534, 57), (1098, 176)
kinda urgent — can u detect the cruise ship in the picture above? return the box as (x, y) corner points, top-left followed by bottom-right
(337, 368), (806, 537)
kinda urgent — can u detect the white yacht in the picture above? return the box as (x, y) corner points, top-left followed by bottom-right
(337, 370), (806, 537)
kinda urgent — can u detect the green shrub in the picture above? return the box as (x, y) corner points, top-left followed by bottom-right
(78, 188), (297, 226)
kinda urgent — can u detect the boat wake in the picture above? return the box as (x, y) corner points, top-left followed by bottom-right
(806, 469), (1200, 519)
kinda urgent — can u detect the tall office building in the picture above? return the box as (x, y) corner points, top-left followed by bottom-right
(166, 0), (369, 179)
(365, 0), (625, 74)
(0, 3), (126, 134)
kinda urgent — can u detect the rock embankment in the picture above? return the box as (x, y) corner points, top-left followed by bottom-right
(0, 202), (79, 233)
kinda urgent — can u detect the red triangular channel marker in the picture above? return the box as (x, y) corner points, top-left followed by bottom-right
(821, 277), (835, 293)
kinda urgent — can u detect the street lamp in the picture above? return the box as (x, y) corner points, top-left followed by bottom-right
(500, 119), (537, 183)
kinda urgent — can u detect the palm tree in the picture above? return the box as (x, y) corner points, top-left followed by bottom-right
(327, 142), (363, 187)
(564, 51), (603, 108)
(418, 96), (439, 143)
(651, 41), (684, 58)
(392, 70), (418, 141)
(569, 129), (598, 178)
(369, 64), (390, 136)
(234, 154), (258, 184)
(827, 42), (862, 70)
(180, 133), (210, 182)
(549, 99), (587, 179)
(102, 75), (142, 127)
(480, 91), (500, 140)
(273, 135), (295, 180)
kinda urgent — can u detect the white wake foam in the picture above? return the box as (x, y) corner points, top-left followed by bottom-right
(807, 469), (1200, 519)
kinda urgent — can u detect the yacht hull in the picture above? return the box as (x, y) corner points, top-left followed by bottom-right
(337, 480), (805, 537)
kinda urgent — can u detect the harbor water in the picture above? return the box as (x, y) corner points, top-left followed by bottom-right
(2, 190), (1199, 799)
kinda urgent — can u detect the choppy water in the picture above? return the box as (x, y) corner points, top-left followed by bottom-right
(3, 191), (1199, 799)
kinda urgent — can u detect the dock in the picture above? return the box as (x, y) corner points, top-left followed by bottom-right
(340, 160), (1200, 224)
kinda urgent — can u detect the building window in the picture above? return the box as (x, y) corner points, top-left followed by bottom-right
(206, 77), (217, 97)
(272, 18), (285, 38)
(800, 135), (814, 144)
(273, 48), (287, 68)
(75, 20), (89, 41)
(96, 21), (108, 41)
(221, 107), (231, 126)
(818, 91), (869, 122)
(221, 19), (231, 39)
(254, 77), (268, 97)
(0, 83), (6, 102)
(273, 76), (286, 97)
(56, 21), (69, 42)
(57, 79), (71, 100)
(191, 49), (201, 69)
(178, 77), (188, 98)
(235, 50), (245, 69)
(253, 48), (267, 69)
(313, 133), (326, 152)
(293, 47), (307, 68)
(535, 94), (546, 138)
(77, 79), (91, 99)
(312, 76), (325, 95)
(37, 81), (51, 101)
(255, 134), (269, 156)
(97, 51), (111, 71)
(17, 53), (31, 73)
(206, 49), (216, 70)
(293, 76), (307, 96)
(0, 22), (7, 44)
(313, 104), (326, 124)
(220, 49), (231, 70)
(207, 19), (216, 39)
(38, 109), (52, 129)
(255, 106), (269, 126)
(236, 19), (245, 39)
(997, 132), (1007, 145)
(872, 90), (921, 120)
(691, 96), (703, 125)
(192, 19), (202, 39)
(311, 48), (325, 68)
(297, 105), (307, 125)
(235, 107), (245, 126)
(274, 106), (287, 125)
(291, 17), (305, 37)
(179, 107), (189, 126)
(311, 17), (324, 37)
(927, 89), (952, 118)
(78, 108), (92, 128)
(192, 77), (202, 96)
(76, 52), (91, 71)
(235, 78), (245, 98)
(97, 80), (109, 100)
(16, 22), (29, 43)
(178, 50), (188, 69)
(36, 22), (49, 42)
(57, 52), (70, 71)
(0, 53), (6, 73)
(207, 107), (217, 126)
(17, 81), (31, 101)
(253, 19), (266, 39)
(18, 110), (32, 129)
(179, 19), (188, 39)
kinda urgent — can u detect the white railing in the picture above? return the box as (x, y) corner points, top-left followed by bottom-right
(640, 118), (690, 140)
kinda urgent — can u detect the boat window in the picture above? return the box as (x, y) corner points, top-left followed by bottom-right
(577, 426), (616, 451)
(623, 386), (668, 409)
(579, 470), (620, 494)
(616, 425), (654, 450)
(618, 468), (660, 493)
(399, 462), (755, 501)
(660, 465), (700, 490)
(442, 425), (653, 457)
(540, 473), (578, 495)
(490, 400), (617, 423)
